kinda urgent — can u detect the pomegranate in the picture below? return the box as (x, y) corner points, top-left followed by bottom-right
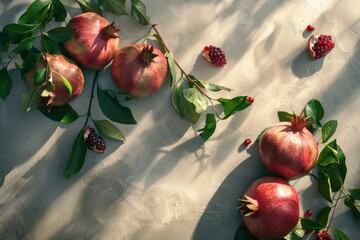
(308, 34), (335, 59)
(306, 25), (315, 31)
(84, 126), (106, 153)
(202, 45), (227, 66)
(111, 44), (168, 98)
(64, 12), (120, 70)
(258, 113), (318, 179)
(24, 53), (84, 106)
(239, 176), (300, 239)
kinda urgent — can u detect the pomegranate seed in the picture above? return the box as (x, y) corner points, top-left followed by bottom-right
(244, 138), (252, 146)
(246, 96), (254, 103)
(306, 25), (315, 31)
(305, 209), (313, 218)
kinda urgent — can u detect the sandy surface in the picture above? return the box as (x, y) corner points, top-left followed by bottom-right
(1, 0), (360, 239)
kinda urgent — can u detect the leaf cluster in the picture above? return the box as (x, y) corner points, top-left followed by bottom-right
(150, 29), (253, 141)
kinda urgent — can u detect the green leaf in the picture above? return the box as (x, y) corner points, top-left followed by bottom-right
(165, 52), (177, 87)
(183, 88), (208, 114)
(22, 87), (43, 112)
(283, 219), (306, 240)
(64, 129), (87, 178)
(42, 36), (60, 54)
(179, 91), (201, 123)
(0, 67), (12, 100)
(58, 74), (73, 96)
(34, 67), (47, 86)
(300, 218), (324, 230)
(315, 206), (332, 228)
(99, 0), (127, 15)
(321, 164), (344, 192)
(218, 96), (251, 120)
(10, 36), (36, 57)
(151, 33), (167, 53)
(198, 113), (217, 141)
(317, 144), (339, 166)
(52, 0), (67, 22)
(322, 120), (338, 143)
(21, 53), (42, 80)
(189, 75), (232, 92)
(344, 189), (360, 220)
(93, 119), (125, 141)
(333, 228), (350, 240)
(171, 74), (185, 117)
(18, 0), (52, 24)
(0, 31), (10, 52)
(47, 27), (76, 43)
(3, 23), (39, 43)
(304, 99), (324, 133)
(75, 0), (103, 16)
(38, 102), (79, 124)
(318, 170), (333, 203)
(131, 0), (150, 25)
(277, 111), (294, 122)
(97, 84), (137, 124)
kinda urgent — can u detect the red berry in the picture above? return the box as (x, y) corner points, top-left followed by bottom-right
(305, 209), (313, 218)
(306, 25), (315, 31)
(246, 96), (254, 103)
(244, 139), (252, 146)
(202, 45), (227, 66)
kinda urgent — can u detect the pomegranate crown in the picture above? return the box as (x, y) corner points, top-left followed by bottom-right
(141, 45), (158, 64)
(288, 111), (312, 131)
(104, 22), (120, 39)
(238, 194), (258, 217)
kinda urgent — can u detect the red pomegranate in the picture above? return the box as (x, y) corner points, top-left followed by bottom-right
(111, 44), (168, 98)
(24, 53), (84, 106)
(64, 12), (120, 70)
(239, 176), (300, 239)
(259, 113), (318, 179)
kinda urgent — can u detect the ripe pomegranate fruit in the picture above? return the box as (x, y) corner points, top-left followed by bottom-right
(24, 53), (84, 106)
(239, 176), (300, 239)
(308, 34), (335, 59)
(258, 113), (318, 179)
(111, 44), (168, 98)
(64, 12), (120, 70)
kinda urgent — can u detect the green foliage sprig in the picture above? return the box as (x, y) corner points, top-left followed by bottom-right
(149, 24), (253, 141)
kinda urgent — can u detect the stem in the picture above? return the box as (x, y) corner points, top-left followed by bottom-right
(82, 70), (99, 129)
(151, 24), (221, 118)
(327, 187), (344, 231)
(308, 172), (319, 181)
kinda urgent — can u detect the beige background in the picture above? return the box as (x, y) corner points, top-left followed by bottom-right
(1, 0), (359, 239)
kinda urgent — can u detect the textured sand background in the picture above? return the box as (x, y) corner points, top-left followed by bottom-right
(1, 0), (360, 239)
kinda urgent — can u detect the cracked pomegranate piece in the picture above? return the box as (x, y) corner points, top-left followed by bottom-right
(84, 126), (106, 153)
(202, 45), (227, 66)
(308, 34), (335, 59)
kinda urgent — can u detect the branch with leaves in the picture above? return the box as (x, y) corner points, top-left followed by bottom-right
(147, 24), (254, 141)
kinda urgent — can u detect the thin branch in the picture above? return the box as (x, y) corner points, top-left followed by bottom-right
(82, 70), (99, 129)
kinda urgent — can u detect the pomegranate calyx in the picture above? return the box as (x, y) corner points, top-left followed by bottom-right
(141, 45), (158, 64)
(288, 112), (312, 131)
(239, 194), (258, 217)
(104, 22), (120, 39)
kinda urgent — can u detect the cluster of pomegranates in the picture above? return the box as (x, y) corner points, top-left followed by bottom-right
(239, 112), (320, 238)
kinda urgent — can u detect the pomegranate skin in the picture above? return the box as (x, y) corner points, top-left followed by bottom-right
(111, 43), (168, 98)
(259, 121), (318, 179)
(25, 54), (84, 106)
(240, 176), (300, 239)
(64, 12), (120, 70)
